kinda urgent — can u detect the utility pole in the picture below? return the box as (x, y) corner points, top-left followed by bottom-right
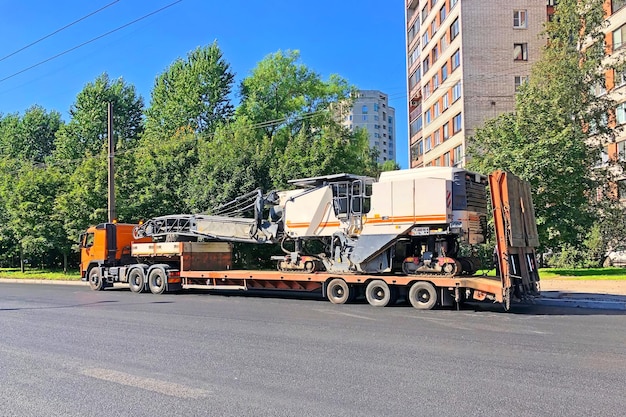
(107, 102), (116, 223)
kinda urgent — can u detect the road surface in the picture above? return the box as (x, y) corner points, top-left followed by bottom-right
(1, 283), (625, 416)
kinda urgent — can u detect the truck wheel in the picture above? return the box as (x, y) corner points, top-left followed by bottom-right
(408, 281), (437, 310)
(365, 280), (393, 307)
(327, 278), (352, 304)
(128, 268), (146, 293)
(148, 268), (167, 295)
(88, 268), (105, 291)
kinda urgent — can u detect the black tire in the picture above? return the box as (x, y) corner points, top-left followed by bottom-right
(148, 268), (167, 295)
(88, 267), (105, 291)
(408, 281), (438, 310)
(365, 280), (392, 307)
(327, 278), (351, 304)
(128, 268), (146, 293)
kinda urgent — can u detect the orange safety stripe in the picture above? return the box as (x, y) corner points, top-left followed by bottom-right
(285, 215), (447, 229)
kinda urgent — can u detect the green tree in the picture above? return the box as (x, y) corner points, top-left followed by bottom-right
(468, 0), (624, 256)
(0, 162), (68, 271)
(53, 73), (144, 162)
(0, 106), (62, 162)
(144, 42), (235, 139)
(234, 50), (376, 191)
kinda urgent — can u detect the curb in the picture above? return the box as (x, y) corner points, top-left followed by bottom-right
(0, 278), (86, 286)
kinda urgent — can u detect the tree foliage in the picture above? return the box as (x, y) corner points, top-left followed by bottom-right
(144, 42), (235, 139)
(0, 105), (62, 162)
(53, 73), (144, 162)
(468, 0), (626, 259)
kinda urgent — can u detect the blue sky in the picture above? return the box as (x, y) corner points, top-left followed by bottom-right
(0, 0), (409, 167)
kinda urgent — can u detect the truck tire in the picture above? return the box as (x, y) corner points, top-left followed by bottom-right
(88, 267), (105, 291)
(326, 278), (352, 304)
(408, 281), (437, 310)
(148, 268), (167, 295)
(365, 280), (393, 307)
(128, 268), (146, 293)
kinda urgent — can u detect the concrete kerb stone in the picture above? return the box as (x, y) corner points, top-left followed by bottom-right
(0, 278), (87, 286)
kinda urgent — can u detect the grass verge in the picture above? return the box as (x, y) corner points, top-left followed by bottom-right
(0, 268), (81, 281)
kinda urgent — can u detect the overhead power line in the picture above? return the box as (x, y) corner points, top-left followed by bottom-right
(0, 0), (121, 63)
(0, 0), (183, 85)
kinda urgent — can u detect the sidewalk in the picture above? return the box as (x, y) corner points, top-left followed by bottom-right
(535, 279), (626, 310)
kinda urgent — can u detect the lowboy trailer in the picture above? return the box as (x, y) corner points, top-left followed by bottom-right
(79, 168), (540, 310)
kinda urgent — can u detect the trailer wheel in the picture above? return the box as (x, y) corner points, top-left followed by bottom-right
(88, 267), (105, 291)
(408, 281), (437, 310)
(148, 268), (167, 295)
(365, 280), (393, 307)
(128, 268), (146, 293)
(327, 279), (352, 304)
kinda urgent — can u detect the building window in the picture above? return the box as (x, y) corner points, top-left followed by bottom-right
(513, 10), (527, 29)
(425, 136), (432, 152)
(452, 49), (461, 70)
(431, 45), (439, 62)
(374, 133), (379, 138)
(362, 115), (368, 121)
(615, 69), (626, 88)
(514, 76), (528, 91)
(433, 73), (440, 90)
(618, 179), (626, 201)
(422, 31), (429, 48)
(362, 105), (368, 113)
(440, 5), (447, 23)
(411, 140), (423, 161)
(453, 145), (463, 166)
(409, 44), (421, 66)
(374, 103), (379, 112)
(452, 81), (462, 102)
(423, 56), (430, 74)
(514, 43), (528, 61)
(410, 116), (423, 136)
(443, 122), (449, 139)
(443, 93), (449, 110)
(421, 4), (428, 23)
(424, 82), (432, 98)
(612, 0), (626, 13)
(453, 113), (462, 133)
(443, 152), (450, 166)
(425, 109), (432, 125)
(450, 18), (459, 41)
(388, 116), (393, 123)
(434, 130), (441, 145)
(441, 64), (448, 81)
(613, 24), (626, 51)
(434, 102), (440, 118)
(616, 102), (626, 124)
(591, 81), (607, 97)
(374, 115), (379, 121)
(618, 140), (626, 161)
(409, 67), (421, 89)
(450, 0), (458, 9)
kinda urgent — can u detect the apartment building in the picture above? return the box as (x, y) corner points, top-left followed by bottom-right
(343, 90), (396, 163)
(406, 0), (549, 168)
(604, 0), (626, 200)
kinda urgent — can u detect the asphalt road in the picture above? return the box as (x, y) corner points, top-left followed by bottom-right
(1, 283), (625, 417)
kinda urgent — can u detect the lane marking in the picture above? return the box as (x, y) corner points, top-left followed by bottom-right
(315, 309), (378, 321)
(81, 368), (210, 399)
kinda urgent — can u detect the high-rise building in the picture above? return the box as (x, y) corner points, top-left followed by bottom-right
(343, 90), (396, 164)
(406, 0), (550, 168)
(604, 0), (626, 201)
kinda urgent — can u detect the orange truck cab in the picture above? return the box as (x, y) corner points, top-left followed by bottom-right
(79, 223), (150, 287)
